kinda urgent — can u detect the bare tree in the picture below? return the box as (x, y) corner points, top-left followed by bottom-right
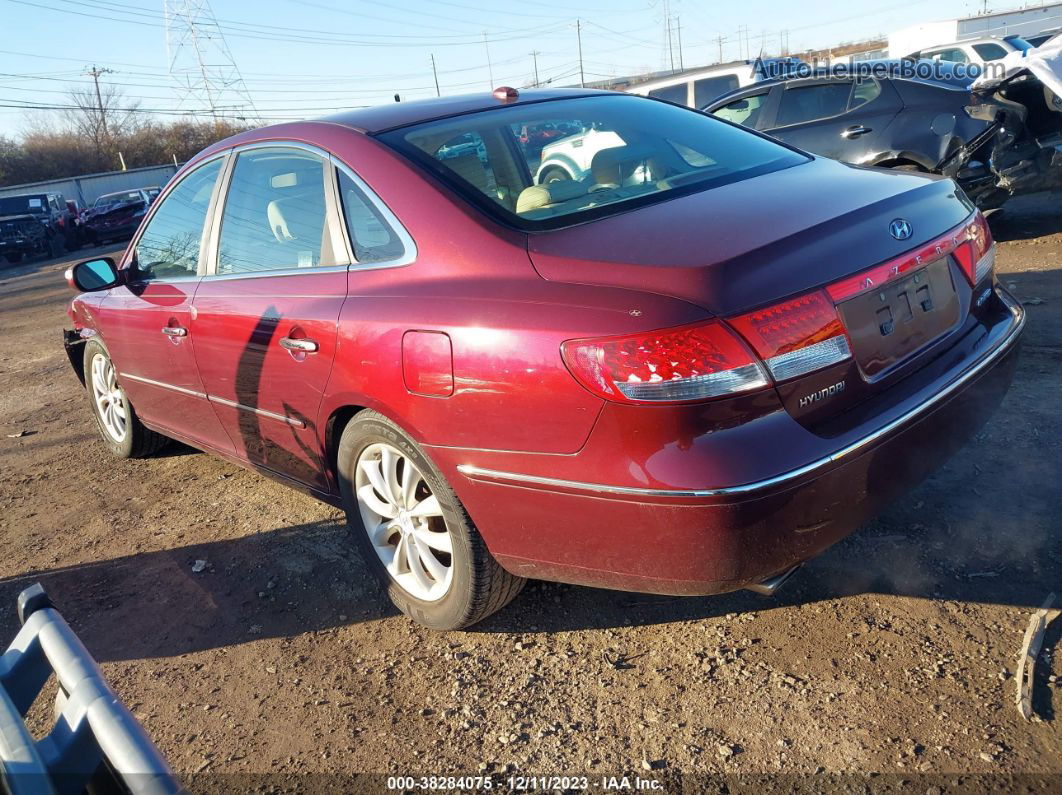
(64, 84), (141, 169)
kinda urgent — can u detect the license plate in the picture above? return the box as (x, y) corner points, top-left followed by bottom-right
(838, 257), (960, 379)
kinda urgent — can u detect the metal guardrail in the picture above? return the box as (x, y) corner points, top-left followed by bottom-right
(0, 585), (185, 795)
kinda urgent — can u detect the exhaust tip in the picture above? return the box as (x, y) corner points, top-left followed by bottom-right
(745, 564), (801, 596)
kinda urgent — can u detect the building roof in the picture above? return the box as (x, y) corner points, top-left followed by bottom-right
(320, 87), (612, 134)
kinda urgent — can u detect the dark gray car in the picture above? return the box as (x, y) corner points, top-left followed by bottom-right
(702, 61), (1062, 210)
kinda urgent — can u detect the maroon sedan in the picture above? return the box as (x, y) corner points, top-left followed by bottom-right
(63, 88), (1023, 629)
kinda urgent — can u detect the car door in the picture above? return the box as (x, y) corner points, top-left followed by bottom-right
(763, 77), (901, 162)
(94, 154), (235, 453)
(191, 144), (350, 491)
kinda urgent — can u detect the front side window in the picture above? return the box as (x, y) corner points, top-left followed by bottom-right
(216, 147), (339, 275)
(712, 91), (769, 128)
(775, 82), (853, 126)
(694, 75), (740, 108)
(381, 95), (807, 230)
(134, 157), (222, 281)
(927, 48), (969, 64)
(972, 42), (1008, 61)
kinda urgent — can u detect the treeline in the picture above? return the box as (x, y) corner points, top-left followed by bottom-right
(0, 118), (249, 187)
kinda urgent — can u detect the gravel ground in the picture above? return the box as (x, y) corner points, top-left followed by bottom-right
(0, 194), (1059, 793)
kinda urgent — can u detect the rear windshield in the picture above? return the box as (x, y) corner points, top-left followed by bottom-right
(379, 94), (808, 230)
(0, 196), (46, 216)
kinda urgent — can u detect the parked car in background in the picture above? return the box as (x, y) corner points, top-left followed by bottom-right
(0, 211), (52, 263)
(83, 188), (154, 245)
(703, 60), (1062, 210)
(905, 35), (1030, 66)
(64, 88), (1022, 630)
(0, 190), (77, 253)
(626, 57), (804, 108)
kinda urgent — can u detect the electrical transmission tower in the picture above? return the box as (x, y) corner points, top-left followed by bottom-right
(164, 0), (260, 123)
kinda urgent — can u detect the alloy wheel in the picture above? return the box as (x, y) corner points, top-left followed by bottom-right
(90, 353), (127, 443)
(354, 442), (453, 601)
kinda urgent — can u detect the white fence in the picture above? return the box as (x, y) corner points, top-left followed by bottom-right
(0, 163), (181, 206)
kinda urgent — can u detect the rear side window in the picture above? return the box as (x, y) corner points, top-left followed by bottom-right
(647, 83), (688, 105)
(712, 92), (769, 128)
(694, 75), (740, 108)
(336, 169), (405, 264)
(216, 147), (339, 274)
(775, 82), (852, 126)
(134, 158), (223, 281)
(849, 78), (881, 110)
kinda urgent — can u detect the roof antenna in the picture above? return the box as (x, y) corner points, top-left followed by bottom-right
(394, 93), (401, 102)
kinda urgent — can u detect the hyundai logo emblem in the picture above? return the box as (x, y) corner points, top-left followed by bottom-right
(890, 218), (913, 240)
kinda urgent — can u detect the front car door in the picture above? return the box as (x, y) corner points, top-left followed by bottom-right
(95, 155), (235, 453)
(761, 77), (901, 163)
(191, 144), (350, 491)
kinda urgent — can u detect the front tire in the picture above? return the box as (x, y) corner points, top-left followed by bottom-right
(337, 410), (525, 630)
(83, 341), (169, 458)
(539, 166), (572, 184)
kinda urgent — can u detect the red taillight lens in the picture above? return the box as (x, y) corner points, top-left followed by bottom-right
(561, 320), (769, 403)
(728, 290), (852, 381)
(954, 211), (995, 286)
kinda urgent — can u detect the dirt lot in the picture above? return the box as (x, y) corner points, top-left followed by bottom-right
(1, 195), (1060, 792)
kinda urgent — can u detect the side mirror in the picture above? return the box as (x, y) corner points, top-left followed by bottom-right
(730, 99), (751, 110)
(66, 257), (119, 292)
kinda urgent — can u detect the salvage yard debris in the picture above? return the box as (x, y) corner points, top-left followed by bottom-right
(1016, 592), (1060, 720)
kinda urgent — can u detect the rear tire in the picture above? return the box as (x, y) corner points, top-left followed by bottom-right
(5, 252), (22, 264)
(83, 340), (169, 458)
(337, 410), (525, 630)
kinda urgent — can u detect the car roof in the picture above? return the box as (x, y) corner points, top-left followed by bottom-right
(703, 59), (975, 107)
(318, 87), (613, 134)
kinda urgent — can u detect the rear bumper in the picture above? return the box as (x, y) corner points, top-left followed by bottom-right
(447, 288), (1024, 594)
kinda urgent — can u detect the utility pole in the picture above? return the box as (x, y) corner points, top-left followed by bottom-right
(430, 53), (440, 96)
(483, 32), (494, 88)
(530, 50), (540, 87)
(676, 16), (684, 70)
(84, 65), (113, 139)
(717, 35), (724, 63)
(576, 20), (585, 87)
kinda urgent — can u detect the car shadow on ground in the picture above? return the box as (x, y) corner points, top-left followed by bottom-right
(0, 519), (397, 664)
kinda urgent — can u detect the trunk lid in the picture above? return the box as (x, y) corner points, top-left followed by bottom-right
(528, 157), (980, 425)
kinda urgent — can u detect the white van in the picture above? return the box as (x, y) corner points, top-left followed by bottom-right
(625, 58), (803, 108)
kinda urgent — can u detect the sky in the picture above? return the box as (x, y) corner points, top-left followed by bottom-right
(0, 0), (1000, 137)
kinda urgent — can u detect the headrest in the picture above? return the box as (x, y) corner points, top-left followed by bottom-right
(590, 144), (655, 186)
(516, 179), (587, 214)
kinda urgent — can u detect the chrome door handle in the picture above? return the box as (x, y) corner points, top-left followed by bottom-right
(279, 337), (319, 353)
(842, 125), (872, 139)
(161, 326), (187, 337)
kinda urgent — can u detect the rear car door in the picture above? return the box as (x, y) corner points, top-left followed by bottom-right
(763, 77), (901, 162)
(95, 155), (234, 452)
(191, 144), (350, 491)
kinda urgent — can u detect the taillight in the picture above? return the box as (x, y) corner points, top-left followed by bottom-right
(728, 290), (852, 381)
(953, 211), (995, 286)
(560, 321), (769, 403)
